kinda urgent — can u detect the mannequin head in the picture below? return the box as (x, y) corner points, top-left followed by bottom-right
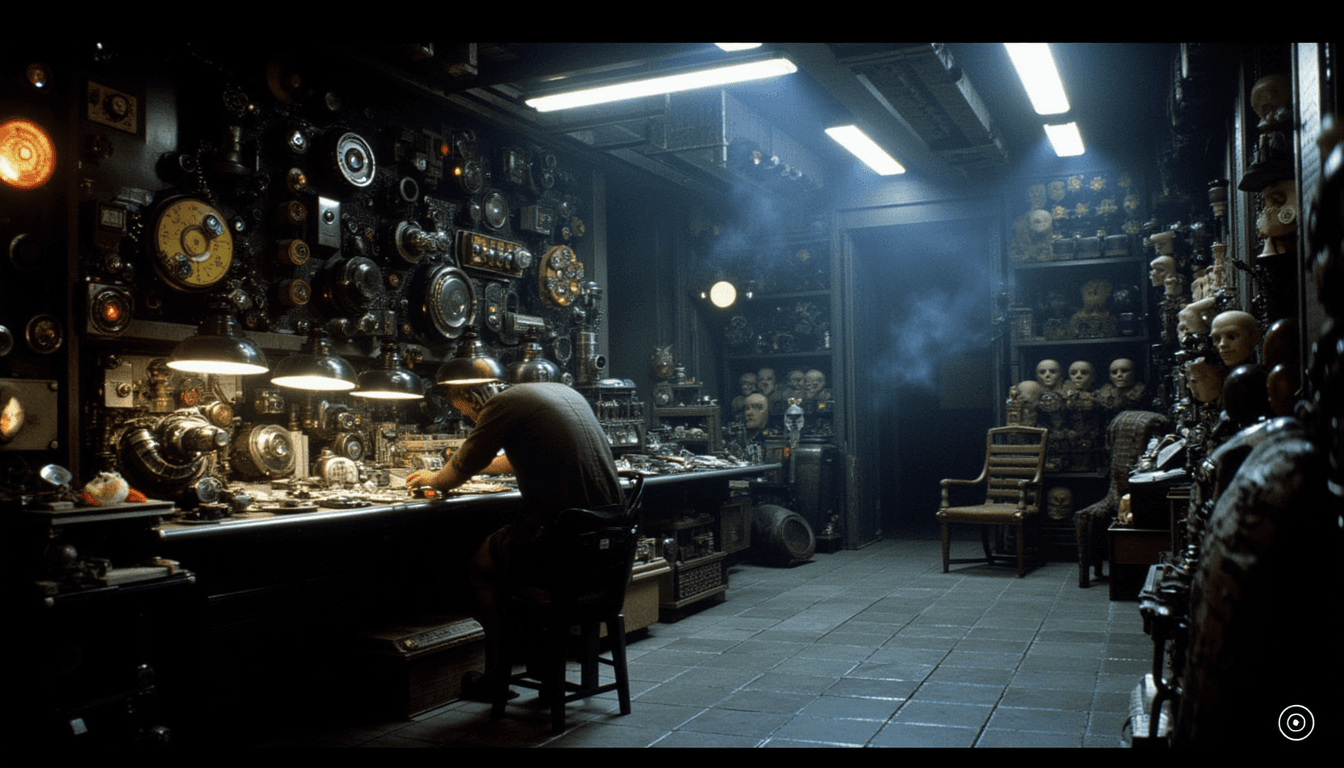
(1015, 380), (1045, 425)
(1211, 310), (1260, 367)
(1035, 359), (1063, 390)
(1185, 359), (1223, 404)
(1109, 358), (1137, 390)
(1256, 177), (1299, 244)
(738, 372), (758, 397)
(1177, 298), (1215, 341)
(804, 370), (828, 400)
(1067, 360), (1095, 392)
(1250, 74), (1292, 127)
(1149, 255), (1176, 288)
(1047, 486), (1073, 520)
(756, 368), (777, 398)
(744, 393), (769, 431)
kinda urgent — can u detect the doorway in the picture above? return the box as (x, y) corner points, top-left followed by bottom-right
(850, 220), (997, 537)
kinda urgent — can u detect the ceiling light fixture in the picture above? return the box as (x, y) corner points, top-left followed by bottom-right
(525, 57), (797, 113)
(353, 341), (425, 400)
(715, 43), (762, 52)
(436, 328), (506, 385)
(1044, 122), (1086, 157)
(825, 125), (905, 175)
(1004, 43), (1070, 115)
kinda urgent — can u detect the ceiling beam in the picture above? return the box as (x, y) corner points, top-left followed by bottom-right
(773, 43), (961, 181)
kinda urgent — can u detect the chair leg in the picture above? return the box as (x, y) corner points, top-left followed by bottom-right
(1015, 521), (1026, 577)
(544, 619), (569, 733)
(980, 525), (995, 566)
(1077, 514), (1091, 588)
(940, 522), (950, 573)
(609, 614), (631, 716)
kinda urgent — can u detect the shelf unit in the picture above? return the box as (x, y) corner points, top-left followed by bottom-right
(651, 405), (721, 454)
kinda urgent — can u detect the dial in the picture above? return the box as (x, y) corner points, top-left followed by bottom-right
(415, 264), (475, 342)
(151, 197), (234, 291)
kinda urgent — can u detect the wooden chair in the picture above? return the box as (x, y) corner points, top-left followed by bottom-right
(937, 426), (1048, 578)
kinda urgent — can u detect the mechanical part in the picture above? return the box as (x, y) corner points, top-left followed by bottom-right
(481, 190), (509, 230)
(25, 314), (63, 354)
(312, 448), (358, 486)
(118, 410), (228, 495)
(329, 431), (366, 462)
(277, 238), (311, 266)
(539, 245), (585, 306)
(231, 424), (297, 480)
(575, 330), (607, 385)
(410, 263), (475, 343)
(87, 284), (134, 335)
(277, 278), (311, 307)
(330, 131), (376, 188)
(85, 81), (138, 135)
(519, 205), (555, 236)
(392, 220), (450, 265)
(150, 197), (234, 292)
(458, 231), (530, 277)
(8, 233), (43, 272)
(315, 256), (384, 317)
(0, 118), (57, 190)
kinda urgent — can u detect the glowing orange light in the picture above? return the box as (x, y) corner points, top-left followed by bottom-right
(0, 118), (56, 190)
(102, 299), (125, 323)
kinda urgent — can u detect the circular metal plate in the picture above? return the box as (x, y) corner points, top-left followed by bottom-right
(417, 264), (475, 342)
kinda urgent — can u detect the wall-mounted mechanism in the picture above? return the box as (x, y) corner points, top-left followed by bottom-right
(539, 244), (585, 306)
(87, 284), (135, 336)
(480, 190), (509, 230)
(458, 231), (531, 277)
(327, 131), (377, 189)
(150, 197), (234, 292)
(231, 424), (298, 480)
(410, 263), (475, 344)
(85, 81), (139, 135)
(392, 220), (451, 265)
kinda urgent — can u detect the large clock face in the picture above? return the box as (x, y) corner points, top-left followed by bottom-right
(152, 197), (233, 291)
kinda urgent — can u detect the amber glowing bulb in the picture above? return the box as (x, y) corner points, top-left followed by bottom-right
(0, 118), (57, 190)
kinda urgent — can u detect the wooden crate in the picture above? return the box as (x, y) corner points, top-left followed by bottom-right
(354, 614), (485, 718)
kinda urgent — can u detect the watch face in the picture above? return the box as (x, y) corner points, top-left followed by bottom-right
(152, 198), (234, 291)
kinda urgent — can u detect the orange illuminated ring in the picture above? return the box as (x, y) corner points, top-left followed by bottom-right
(0, 118), (57, 190)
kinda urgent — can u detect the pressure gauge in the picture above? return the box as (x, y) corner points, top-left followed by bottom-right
(150, 197), (234, 291)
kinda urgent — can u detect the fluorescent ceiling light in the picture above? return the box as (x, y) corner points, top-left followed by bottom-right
(525, 57), (797, 112)
(715, 43), (762, 52)
(825, 125), (906, 175)
(1044, 122), (1086, 157)
(1004, 43), (1070, 115)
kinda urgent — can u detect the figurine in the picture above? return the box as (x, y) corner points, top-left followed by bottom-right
(803, 369), (831, 402)
(651, 345), (675, 380)
(80, 471), (148, 506)
(783, 369), (807, 402)
(1035, 359), (1063, 391)
(1210, 310), (1260, 368)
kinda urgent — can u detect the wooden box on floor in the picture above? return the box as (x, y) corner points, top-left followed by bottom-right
(624, 558), (672, 633)
(354, 614), (485, 718)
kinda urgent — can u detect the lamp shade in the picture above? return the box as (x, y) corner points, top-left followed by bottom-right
(271, 336), (357, 391)
(436, 329), (505, 385)
(353, 343), (425, 399)
(168, 314), (269, 375)
(507, 338), (562, 383)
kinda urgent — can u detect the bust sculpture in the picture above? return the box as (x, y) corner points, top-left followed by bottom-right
(803, 369), (831, 402)
(757, 367), (781, 409)
(1097, 357), (1147, 410)
(743, 392), (769, 436)
(1149, 255), (1177, 288)
(730, 371), (758, 416)
(1185, 358), (1224, 405)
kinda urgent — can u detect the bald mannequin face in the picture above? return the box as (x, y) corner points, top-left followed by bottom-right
(744, 393), (769, 430)
(1149, 256), (1176, 288)
(1211, 311), (1259, 367)
(1035, 359), (1062, 390)
(1109, 358), (1137, 390)
(756, 368), (777, 397)
(1068, 360), (1095, 391)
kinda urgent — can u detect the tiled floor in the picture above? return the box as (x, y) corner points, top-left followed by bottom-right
(262, 536), (1150, 748)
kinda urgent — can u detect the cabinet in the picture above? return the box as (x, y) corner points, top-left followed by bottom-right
(651, 405), (721, 454)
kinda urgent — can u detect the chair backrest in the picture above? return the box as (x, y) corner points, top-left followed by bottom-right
(523, 475), (645, 618)
(984, 426), (1049, 505)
